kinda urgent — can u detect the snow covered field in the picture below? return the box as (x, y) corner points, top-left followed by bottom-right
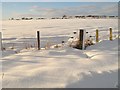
(0, 19), (119, 88)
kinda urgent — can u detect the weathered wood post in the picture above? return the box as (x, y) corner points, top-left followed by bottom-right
(0, 32), (2, 51)
(109, 28), (113, 41)
(96, 29), (99, 43)
(79, 29), (85, 50)
(37, 31), (40, 50)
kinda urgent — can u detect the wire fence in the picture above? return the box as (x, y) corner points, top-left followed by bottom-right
(0, 27), (119, 53)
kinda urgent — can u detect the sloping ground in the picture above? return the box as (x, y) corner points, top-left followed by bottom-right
(1, 39), (118, 88)
(66, 71), (118, 88)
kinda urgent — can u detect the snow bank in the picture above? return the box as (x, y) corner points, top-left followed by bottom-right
(1, 19), (118, 88)
(2, 39), (118, 88)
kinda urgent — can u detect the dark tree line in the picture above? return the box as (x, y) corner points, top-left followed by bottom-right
(9, 15), (118, 20)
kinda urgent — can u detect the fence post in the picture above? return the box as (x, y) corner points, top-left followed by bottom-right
(37, 31), (40, 50)
(109, 28), (112, 41)
(0, 32), (2, 51)
(96, 29), (99, 43)
(79, 29), (85, 50)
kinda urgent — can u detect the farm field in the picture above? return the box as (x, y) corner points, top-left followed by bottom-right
(0, 19), (119, 88)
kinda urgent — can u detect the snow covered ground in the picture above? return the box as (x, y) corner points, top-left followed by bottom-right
(0, 19), (119, 88)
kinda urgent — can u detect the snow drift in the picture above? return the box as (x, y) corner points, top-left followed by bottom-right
(1, 19), (118, 88)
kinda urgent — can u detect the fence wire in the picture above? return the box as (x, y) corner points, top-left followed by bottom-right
(1, 27), (118, 55)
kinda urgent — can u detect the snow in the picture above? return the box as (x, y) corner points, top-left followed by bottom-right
(1, 19), (119, 88)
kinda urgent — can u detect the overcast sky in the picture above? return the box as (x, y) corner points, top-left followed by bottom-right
(1, 2), (118, 19)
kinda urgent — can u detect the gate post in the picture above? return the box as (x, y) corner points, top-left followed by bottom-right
(79, 29), (85, 50)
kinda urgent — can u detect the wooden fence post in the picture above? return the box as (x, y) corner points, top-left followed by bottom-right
(96, 29), (99, 43)
(0, 32), (2, 51)
(109, 28), (112, 41)
(79, 29), (85, 50)
(37, 31), (40, 50)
